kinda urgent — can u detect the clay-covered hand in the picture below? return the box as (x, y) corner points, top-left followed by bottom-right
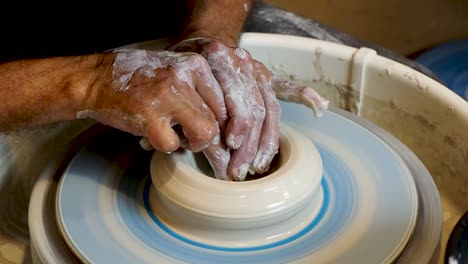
(77, 48), (228, 154)
(169, 38), (329, 181)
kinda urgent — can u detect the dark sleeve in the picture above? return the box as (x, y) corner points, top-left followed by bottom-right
(0, 1), (192, 61)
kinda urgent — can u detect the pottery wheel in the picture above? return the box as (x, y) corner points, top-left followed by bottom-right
(28, 103), (442, 264)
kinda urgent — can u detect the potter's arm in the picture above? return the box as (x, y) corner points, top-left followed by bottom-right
(177, 0), (255, 47)
(0, 55), (99, 132)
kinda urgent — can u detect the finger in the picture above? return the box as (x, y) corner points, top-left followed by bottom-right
(251, 72), (281, 174)
(206, 50), (254, 150)
(192, 57), (228, 127)
(228, 83), (266, 181)
(172, 104), (217, 152)
(202, 125), (232, 181)
(144, 118), (180, 153)
(271, 75), (330, 117)
(223, 96), (252, 150)
(228, 122), (262, 181)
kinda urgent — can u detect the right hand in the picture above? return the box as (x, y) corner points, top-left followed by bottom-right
(78, 48), (228, 156)
(169, 39), (330, 181)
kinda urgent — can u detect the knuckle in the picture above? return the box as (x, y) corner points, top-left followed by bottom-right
(156, 67), (173, 79)
(198, 122), (217, 142)
(252, 104), (266, 121)
(238, 116), (254, 129)
(234, 48), (249, 60)
(191, 54), (211, 69)
(188, 53), (204, 63)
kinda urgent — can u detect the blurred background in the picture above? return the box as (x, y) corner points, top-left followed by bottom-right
(264, 0), (468, 57)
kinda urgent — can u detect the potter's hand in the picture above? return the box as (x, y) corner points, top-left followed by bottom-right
(170, 39), (277, 181)
(170, 38), (329, 181)
(78, 48), (227, 154)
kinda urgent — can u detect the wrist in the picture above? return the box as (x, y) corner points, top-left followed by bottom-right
(182, 30), (238, 48)
(74, 52), (114, 116)
(179, 0), (252, 48)
(168, 37), (221, 53)
(0, 54), (114, 131)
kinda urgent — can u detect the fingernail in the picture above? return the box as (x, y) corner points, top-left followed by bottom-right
(226, 134), (235, 148)
(233, 135), (245, 149)
(320, 99), (330, 110)
(226, 134), (244, 149)
(139, 138), (153, 151)
(235, 163), (250, 181)
(253, 154), (274, 173)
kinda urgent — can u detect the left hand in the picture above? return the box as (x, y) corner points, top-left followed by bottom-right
(169, 38), (329, 181)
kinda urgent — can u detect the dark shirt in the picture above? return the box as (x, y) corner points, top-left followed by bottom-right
(0, 2), (191, 61)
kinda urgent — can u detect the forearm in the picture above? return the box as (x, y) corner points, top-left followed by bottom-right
(0, 55), (105, 132)
(180, 0), (255, 46)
